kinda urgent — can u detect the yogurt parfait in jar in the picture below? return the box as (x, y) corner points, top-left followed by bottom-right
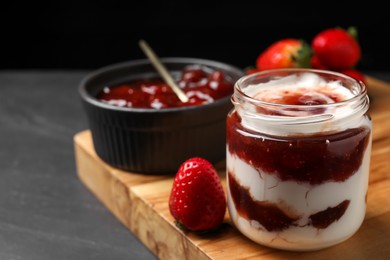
(226, 69), (372, 251)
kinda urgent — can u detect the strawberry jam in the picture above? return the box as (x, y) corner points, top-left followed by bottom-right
(227, 112), (371, 185)
(97, 66), (233, 109)
(226, 70), (372, 251)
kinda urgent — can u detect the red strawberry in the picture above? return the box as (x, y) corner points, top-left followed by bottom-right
(256, 38), (312, 70)
(311, 27), (361, 70)
(169, 157), (226, 232)
(339, 69), (367, 86)
(310, 55), (329, 70)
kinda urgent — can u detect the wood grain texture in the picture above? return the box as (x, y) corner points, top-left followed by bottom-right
(74, 76), (390, 259)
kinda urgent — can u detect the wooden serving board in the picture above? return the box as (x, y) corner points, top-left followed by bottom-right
(74, 76), (390, 259)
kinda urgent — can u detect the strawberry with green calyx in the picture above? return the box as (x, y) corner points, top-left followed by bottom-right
(256, 38), (312, 71)
(169, 157), (226, 232)
(311, 26), (361, 70)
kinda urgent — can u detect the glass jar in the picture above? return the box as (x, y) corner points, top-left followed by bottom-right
(226, 69), (372, 251)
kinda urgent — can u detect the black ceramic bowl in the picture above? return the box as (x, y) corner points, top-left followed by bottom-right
(79, 57), (244, 174)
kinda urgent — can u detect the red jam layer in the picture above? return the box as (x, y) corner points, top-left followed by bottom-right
(228, 172), (351, 231)
(228, 172), (298, 232)
(97, 67), (234, 109)
(227, 112), (371, 185)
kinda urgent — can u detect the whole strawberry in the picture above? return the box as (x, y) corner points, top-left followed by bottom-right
(256, 38), (312, 71)
(311, 27), (361, 70)
(169, 157), (226, 232)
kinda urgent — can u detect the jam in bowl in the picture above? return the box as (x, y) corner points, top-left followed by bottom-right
(79, 57), (244, 174)
(97, 65), (234, 109)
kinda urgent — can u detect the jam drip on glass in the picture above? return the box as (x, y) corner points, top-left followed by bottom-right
(227, 112), (371, 185)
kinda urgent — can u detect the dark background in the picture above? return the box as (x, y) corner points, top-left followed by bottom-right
(2, 2), (389, 72)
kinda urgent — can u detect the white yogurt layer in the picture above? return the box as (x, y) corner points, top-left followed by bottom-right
(226, 134), (372, 250)
(244, 72), (354, 103)
(236, 73), (367, 136)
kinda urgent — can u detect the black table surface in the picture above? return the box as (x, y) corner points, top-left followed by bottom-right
(1, 70), (389, 260)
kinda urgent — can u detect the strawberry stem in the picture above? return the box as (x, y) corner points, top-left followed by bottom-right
(347, 26), (359, 41)
(296, 40), (313, 68)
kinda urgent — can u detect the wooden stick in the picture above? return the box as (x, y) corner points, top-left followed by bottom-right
(139, 40), (189, 103)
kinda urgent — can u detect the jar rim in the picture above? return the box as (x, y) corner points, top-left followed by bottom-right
(234, 68), (367, 111)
